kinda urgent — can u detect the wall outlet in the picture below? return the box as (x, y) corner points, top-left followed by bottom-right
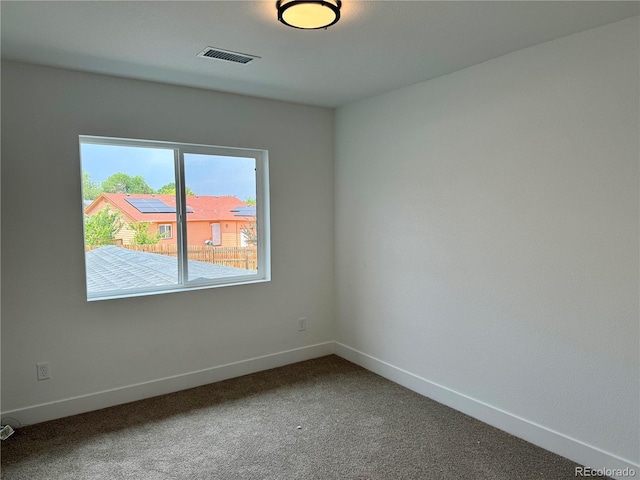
(36, 362), (51, 381)
(298, 317), (307, 331)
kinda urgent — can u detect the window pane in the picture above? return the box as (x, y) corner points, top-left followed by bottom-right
(183, 153), (258, 283)
(81, 142), (179, 297)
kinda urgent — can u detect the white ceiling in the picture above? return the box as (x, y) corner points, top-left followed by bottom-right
(1, 1), (638, 108)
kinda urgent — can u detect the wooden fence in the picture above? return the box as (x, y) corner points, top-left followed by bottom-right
(88, 244), (258, 270)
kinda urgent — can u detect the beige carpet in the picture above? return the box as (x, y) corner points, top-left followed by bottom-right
(1, 355), (607, 479)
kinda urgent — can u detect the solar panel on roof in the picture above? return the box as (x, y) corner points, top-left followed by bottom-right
(125, 198), (176, 213)
(125, 197), (194, 214)
(230, 206), (256, 217)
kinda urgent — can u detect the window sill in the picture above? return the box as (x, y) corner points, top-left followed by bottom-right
(87, 275), (270, 302)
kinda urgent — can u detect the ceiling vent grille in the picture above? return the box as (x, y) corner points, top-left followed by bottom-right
(197, 47), (259, 65)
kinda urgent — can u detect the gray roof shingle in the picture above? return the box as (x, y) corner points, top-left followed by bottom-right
(86, 246), (252, 294)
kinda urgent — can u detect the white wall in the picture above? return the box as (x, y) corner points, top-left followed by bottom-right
(335, 16), (639, 471)
(1, 62), (334, 422)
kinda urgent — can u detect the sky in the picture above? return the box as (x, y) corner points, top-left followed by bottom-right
(81, 143), (256, 201)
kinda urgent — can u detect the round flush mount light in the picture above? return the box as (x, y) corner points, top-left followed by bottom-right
(276, 0), (342, 30)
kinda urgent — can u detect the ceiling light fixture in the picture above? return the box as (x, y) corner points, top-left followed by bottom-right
(276, 0), (342, 30)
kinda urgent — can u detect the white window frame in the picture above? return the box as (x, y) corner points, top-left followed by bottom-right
(158, 224), (173, 239)
(80, 135), (270, 301)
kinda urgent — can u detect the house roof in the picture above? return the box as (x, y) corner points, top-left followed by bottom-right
(86, 246), (251, 294)
(85, 193), (248, 222)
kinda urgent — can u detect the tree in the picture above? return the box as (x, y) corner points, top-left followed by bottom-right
(82, 172), (102, 201)
(241, 221), (258, 246)
(130, 222), (164, 245)
(102, 173), (155, 194)
(157, 182), (195, 195)
(84, 207), (123, 246)
(240, 199), (257, 246)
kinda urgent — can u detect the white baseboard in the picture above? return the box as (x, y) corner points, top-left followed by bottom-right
(333, 342), (639, 480)
(2, 342), (334, 427)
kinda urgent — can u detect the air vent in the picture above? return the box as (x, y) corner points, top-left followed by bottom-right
(197, 47), (260, 65)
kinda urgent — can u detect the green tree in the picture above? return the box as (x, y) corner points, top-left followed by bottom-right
(157, 182), (195, 195)
(240, 199), (256, 245)
(84, 207), (123, 246)
(241, 222), (258, 246)
(102, 173), (155, 194)
(130, 222), (164, 245)
(82, 172), (102, 201)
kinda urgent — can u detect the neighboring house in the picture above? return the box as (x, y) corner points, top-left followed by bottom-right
(84, 193), (254, 247)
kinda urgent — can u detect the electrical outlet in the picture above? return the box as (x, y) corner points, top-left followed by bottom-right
(36, 362), (51, 381)
(298, 317), (307, 331)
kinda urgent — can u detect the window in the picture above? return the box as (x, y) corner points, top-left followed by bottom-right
(80, 135), (270, 301)
(211, 223), (221, 246)
(158, 224), (172, 239)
